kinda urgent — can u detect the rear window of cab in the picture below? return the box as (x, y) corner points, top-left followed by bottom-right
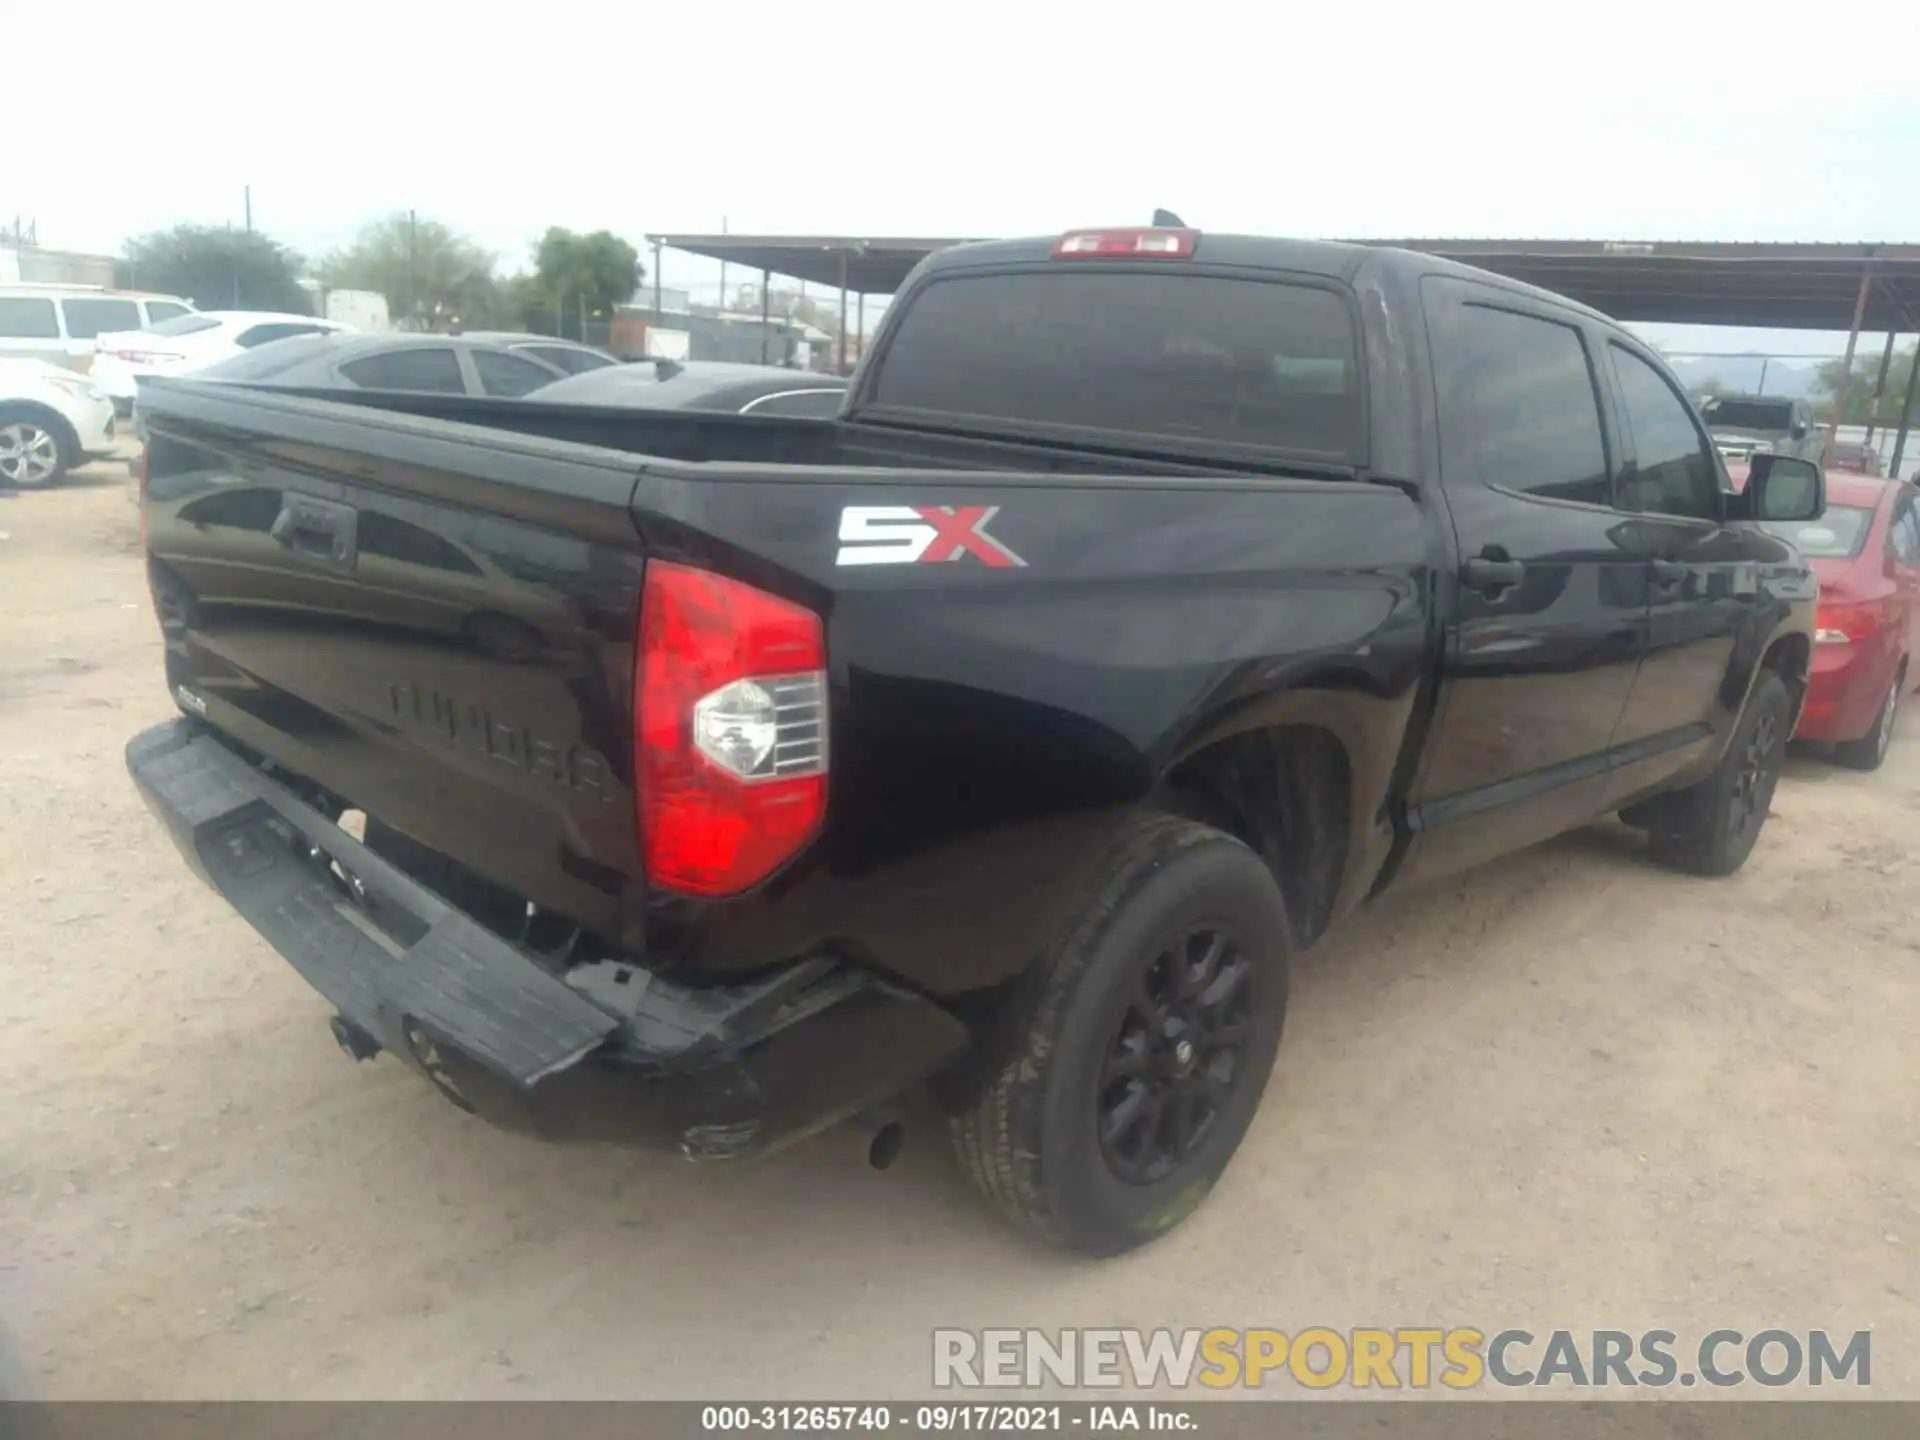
(867, 271), (1362, 461)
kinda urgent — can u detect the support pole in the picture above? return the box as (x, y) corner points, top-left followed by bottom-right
(837, 252), (849, 375)
(1891, 336), (1920, 481)
(760, 268), (771, 364)
(1864, 330), (1897, 446)
(1822, 268), (1873, 467)
(856, 291), (866, 369)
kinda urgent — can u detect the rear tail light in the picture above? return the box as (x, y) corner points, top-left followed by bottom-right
(1815, 599), (1881, 645)
(1051, 227), (1198, 260)
(636, 561), (828, 897)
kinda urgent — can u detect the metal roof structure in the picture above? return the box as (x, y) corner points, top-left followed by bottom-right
(650, 232), (1920, 331)
(649, 234), (974, 296)
(1362, 239), (1920, 332)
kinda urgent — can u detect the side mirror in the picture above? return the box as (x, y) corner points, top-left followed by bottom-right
(1790, 420), (1809, 439)
(1746, 454), (1824, 523)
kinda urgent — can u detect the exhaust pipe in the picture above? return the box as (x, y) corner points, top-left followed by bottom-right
(860, 1109), (906, 1171)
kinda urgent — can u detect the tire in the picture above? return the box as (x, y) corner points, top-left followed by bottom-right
(1646, 672), (1792, 877)
(948, 813), (1290, 1256)
(0, 405), (77, 490)
(1834, 662), (1904, 772)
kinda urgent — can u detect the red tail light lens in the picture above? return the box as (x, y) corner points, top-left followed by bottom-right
(1052, 227), (1198, 260)
(1814, 599), (1882, 645)
(637, 561), (828, 897)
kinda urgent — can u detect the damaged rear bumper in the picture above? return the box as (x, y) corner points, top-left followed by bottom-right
(125, 718), (968, 1160)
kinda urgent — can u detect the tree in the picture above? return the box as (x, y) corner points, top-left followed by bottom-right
(319, 214), (497, 331)
(532, 228), (642, 330)
(119, 225), (309, 313)
(1812, 345), (1918, 426)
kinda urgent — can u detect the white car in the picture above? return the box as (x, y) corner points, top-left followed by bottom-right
(90, 311), (352, 412)
(0, 358), (118, 489)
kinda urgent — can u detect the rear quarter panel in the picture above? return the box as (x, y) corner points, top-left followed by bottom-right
(635, 466), (1438, 994)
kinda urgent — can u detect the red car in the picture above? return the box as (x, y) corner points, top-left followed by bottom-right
(1827, 441), (1886, 477)
(1745, 469), (1920, 768)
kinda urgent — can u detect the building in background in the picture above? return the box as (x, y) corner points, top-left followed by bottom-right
(0, 241), (117, 288)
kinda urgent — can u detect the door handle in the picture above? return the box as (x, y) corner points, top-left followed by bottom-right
(1462, 552), (1525, 596)
(1649, 559), (1689, 590)
(269, 494), (358, 571)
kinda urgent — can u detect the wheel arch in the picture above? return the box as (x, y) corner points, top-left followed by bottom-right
(1758, 629), (1811, 728)
(1155, 722), (1356, 950)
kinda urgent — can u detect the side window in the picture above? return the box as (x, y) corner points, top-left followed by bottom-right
(1441, 303), (1611, 507)
(0, 297), (61, 339)
(526, 345), (614, 376)
(143, 301), (192, 325)
(739, 388), (846, 418)
(235, 322), (330, 349)
(1609, 346), (1721, 522)
(337, 348), (466, 393)
(358, 513), (484, 574)
(1892, 500), (1920, 565)
(60, 298), (143, 339)
(473, 349), (558, 397)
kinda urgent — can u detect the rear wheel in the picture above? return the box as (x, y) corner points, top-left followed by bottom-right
(1646, 672), (1791, 876)
(1834, 663), (1904, 772)
(0, 408), (75, 489)
(948, 814), (1290, 1255)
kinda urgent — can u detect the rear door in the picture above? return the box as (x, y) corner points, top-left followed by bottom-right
(1397, 278), (1646, 885)
(1600, 339), (1779, 805)
(59, 297), (145, 372)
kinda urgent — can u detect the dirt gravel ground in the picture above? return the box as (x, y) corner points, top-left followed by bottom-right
(2, 459), (1918, 1402)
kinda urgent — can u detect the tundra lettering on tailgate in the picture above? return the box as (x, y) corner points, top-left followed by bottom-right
(388, 684), (617, 801)
(835, 505), (1026, 569)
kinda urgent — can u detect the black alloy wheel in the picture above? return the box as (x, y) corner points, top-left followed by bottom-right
(1097, 925), (1257, 1185)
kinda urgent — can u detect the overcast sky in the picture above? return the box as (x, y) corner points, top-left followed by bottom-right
(8, 0), (1919, 356)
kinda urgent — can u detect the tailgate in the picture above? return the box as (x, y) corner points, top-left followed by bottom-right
(139, 381), (652, 940)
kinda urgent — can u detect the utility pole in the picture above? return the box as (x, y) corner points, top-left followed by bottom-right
(1822, 269), (1874, 467)
(243, 186), (252, 234)
(718, 214), (729, 313)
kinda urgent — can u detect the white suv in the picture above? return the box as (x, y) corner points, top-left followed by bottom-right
(0, 359), (118, 489)
(0, 287), (197, 372)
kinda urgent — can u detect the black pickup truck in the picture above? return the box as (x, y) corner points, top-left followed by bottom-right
(126, 226), (1825, 1255)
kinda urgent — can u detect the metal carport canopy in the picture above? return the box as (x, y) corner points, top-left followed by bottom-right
(650, 233), (1920, 329)
(648, 234), (975, 295)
